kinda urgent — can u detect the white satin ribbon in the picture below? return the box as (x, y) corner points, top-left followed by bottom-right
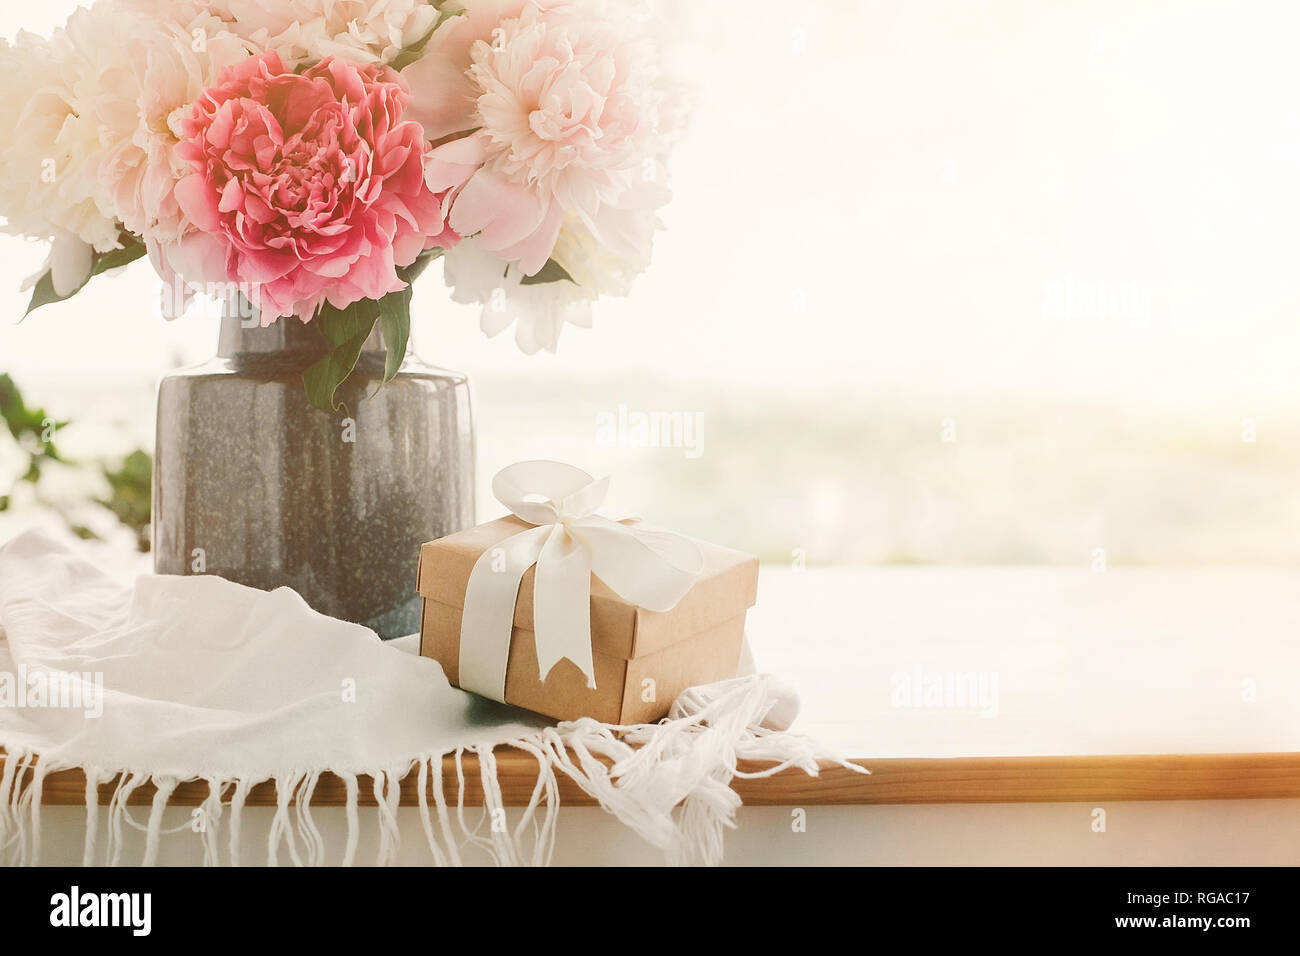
(458, 460), (705, 703)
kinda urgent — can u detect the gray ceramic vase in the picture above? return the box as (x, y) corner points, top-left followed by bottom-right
(153, 309), (475, 639)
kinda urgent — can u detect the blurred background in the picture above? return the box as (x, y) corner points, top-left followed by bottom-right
(3, 0), (1300, 567)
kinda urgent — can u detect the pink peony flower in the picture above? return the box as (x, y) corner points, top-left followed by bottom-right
(415, 1), (670, 277)
(174, 50), (457, 322)
(400, 0), (531, 143)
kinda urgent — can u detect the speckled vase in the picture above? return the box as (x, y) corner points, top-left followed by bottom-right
(153, 309), (475, 639)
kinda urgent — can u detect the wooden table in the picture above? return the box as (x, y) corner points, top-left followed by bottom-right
(9, 566), (1300, 864)
(20, 751), (1300, 808)
(16, 565), (1300, 805)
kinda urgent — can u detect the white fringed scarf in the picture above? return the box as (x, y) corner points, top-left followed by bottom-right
(0, 530), (863, 866)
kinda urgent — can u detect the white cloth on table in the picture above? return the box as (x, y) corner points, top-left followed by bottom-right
(0, 529), (848, 866)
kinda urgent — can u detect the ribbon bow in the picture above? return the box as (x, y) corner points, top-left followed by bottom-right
(458, 460), (705, 703)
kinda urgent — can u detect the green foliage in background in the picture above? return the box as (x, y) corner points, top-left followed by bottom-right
(99, 450), (152, 552)
(0, 374), (153, 551)
(0, 373), (68, 499)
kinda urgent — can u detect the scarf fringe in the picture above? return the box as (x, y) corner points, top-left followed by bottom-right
(0, 675), (866, 867)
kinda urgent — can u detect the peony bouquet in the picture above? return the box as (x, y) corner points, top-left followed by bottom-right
(0, 0), (683, 408)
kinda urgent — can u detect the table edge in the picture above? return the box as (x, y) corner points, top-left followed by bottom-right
(7, 750), (1300, 807)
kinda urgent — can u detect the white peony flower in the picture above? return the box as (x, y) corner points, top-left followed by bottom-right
(221, 0), (439, 67)
(20, 231), (95, 298)
(549, 208), (661, 299)
(102, 11), (254, 246)
(0, 23), (124, 273)
(443, 238), (594, 354)
(421, 1), (670, 276)
(400, 0), (531, 142)
(0, 0), (260, 299)
(409, 0), (686, 352)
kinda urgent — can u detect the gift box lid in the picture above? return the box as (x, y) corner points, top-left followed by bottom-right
(417, 515), (759, 661)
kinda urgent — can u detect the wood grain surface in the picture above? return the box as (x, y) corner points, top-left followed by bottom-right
(8, 750), (1300, 808)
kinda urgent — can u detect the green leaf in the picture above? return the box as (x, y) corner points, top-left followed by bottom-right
(302, 299), (382, 413)
(389, 26), (437, 71)
(378, 285), (412, 386)
(24, 232), (147, 318)
(375, 250), (442, 385)
(300, 249), (445, 410)
(24, 272), (71, 318)
(388, 5), (459, 70)
(94, 241), (149, 273)
(402, 246), (443, 284)
(519, 259), (575, 286)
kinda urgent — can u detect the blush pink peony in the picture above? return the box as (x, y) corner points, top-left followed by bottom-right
(174, 50), (456, 322)
(417, 1), (669, 278)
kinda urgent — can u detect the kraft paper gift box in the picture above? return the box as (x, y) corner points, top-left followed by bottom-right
(417, 515), (759, 724)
